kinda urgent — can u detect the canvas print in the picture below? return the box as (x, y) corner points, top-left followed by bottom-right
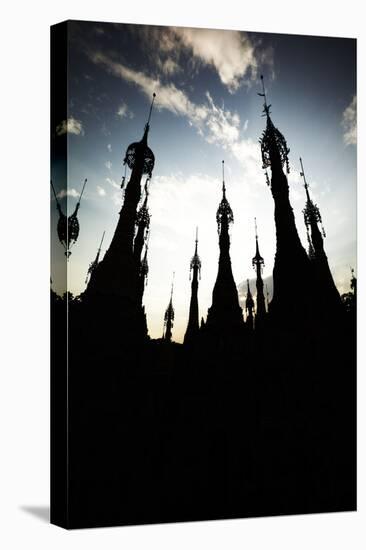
(50, 20), (356, 529)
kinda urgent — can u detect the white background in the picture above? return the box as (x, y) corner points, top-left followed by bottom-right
(0, 1), (364, 548)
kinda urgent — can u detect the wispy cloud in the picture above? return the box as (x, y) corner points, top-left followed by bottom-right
(138, 27), (273, 93)
(107, 143), (112, 152)
(105, 160), (112, 171)
(342, 96), (357, 146)
(56, 116), (84, 136)
(97, 185), (106, 196)
(116, 101), (134, 118)
(171, 28), (259, 93)
(56, 188), (80, 199)
(90, 51), (264, 183)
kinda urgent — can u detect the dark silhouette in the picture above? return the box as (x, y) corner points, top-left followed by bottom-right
(183, 228), (201, 346)
(205, 161), (245, 342)
(252, 219), (266, 330)
(51, 59), (356, 529)
(51, 178), (87, 259)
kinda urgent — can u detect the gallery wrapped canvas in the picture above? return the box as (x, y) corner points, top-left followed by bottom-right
(50, 20), (356, 529)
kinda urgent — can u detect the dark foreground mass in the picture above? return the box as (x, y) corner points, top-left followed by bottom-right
(52, 294), (356, 529)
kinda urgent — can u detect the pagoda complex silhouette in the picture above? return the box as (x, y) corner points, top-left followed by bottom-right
(52, 77), (356, 528)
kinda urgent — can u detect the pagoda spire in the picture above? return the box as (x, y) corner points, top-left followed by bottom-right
(184, 227), (202, 345)
(258, 76), (313, 328)
(245, 279), (255, 331)
(163, 273), (175, 342)
(82, 93), (157, 346)
(299, 157), (343, 314)
(206, 161), (244, 338)
(85, 93), (156, 303)
(85, 230), (105, 284)
(252, 218), (266, 329)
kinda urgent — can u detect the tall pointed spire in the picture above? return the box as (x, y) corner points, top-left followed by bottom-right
(206, 161), (244, 339)
(85, 230), (105, 284)
(163, 273), (175, 342)
(245, 279), (254, 331)
(184, 227), (202, 345)
(299, 157), (343, 314)
(252, 218), (266, 329)
(258, 76), (313, 329)
(83, 93), (157, 345)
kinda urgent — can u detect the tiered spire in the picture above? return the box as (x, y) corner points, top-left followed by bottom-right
(258, 76), (313, 328)
(252, 218), (266, 329)
(184, 228), (202, 345)
(82, 93), (157, 345)
(85, 93), (156, 301)
(245, 280), (255, 331)
(206, 161), (244, 338)
(299, 157), (343, 315)
(300, 157), (326, 258)
(163, 273), (175, 342)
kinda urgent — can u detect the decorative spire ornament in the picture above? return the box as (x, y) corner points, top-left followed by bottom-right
(258, 75), (290, 176)
(163, 272), (175, 342)
(51, 178), (87, 259)
(123, 93), (156, 179)
(300, 157), (326, 240)
(216, 160), (234, 234)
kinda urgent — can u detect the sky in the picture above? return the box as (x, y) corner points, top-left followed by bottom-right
(51, 21), (357, 343)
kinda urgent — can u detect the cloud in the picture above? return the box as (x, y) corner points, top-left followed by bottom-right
(116, 101), (134, 118)
(171, 28), (258, 93)
(107, 143), (112, 152)
(55, 116), (84, 136)
(97, 185), (106, 196)
(55, 188), (80, 199)
(342, 96), (357, 146)
(89, 51), (265, 185)
(105, 160), (112, 171)
(137, 27), (273, 93)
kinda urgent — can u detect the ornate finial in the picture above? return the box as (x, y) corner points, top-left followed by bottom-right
(301, 157), (326, 238)
(190, 226), (202, 280)
(123, 94), (156, 177)
(257, 75), (272, 118)
(147, 92), (156, 127)
(299, 157), (310, 199)
(216, 160), (234, 233)
(51, 178), (87, 259)
(258, 76), (290, 175)
(252, 218), (264, 270)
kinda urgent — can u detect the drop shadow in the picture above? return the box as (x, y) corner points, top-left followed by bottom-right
(20, 505), (50, 523)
